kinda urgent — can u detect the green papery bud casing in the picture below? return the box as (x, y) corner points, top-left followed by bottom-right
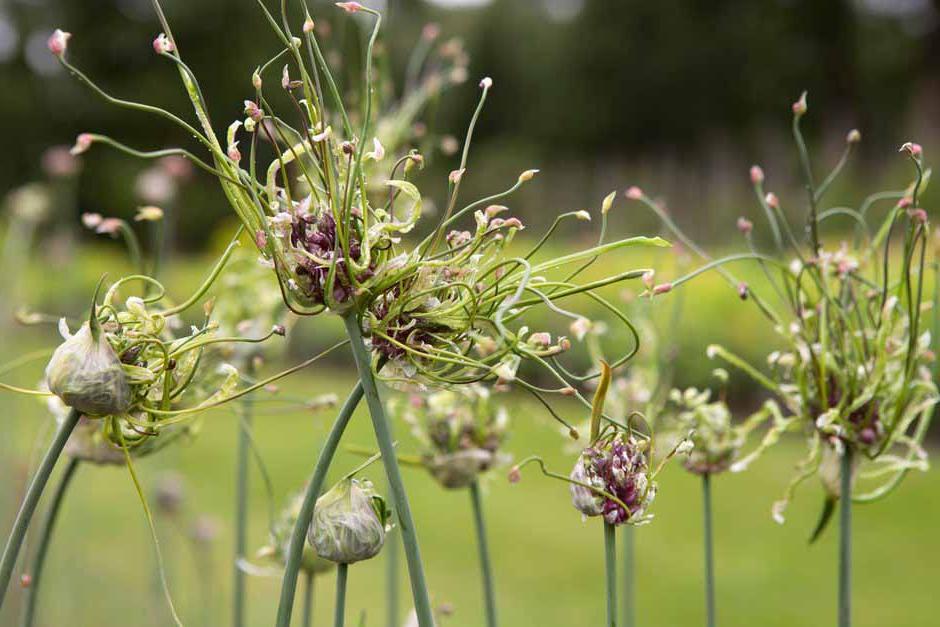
(309, 478), (389, 564)
(46, 323), (132, 416)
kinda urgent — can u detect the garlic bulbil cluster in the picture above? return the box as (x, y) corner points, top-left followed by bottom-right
(309, 478), (391, 564)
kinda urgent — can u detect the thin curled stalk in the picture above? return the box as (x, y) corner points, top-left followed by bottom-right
(343, 314), (434, 627)
(470, 480), (497, 627)
(275, 383), (364, 627)
(19, 458), (79, 627)
(0, 409), (80, 610)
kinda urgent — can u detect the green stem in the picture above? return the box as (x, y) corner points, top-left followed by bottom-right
(703, 474), (716, 627)
(233, 372), (254, 627)
(334, 564), (348, 627)
(839, 449), (853, 627)
(19, 458), (79, 627)
(303, 571), (315, 627)
(342, 314), (434, 627)
(0, 409), (80, 609)
(621, 525), (635, 627)
(605, 522), (617, 627)
(274, 383), (364, 627)
(470, 480), (498, 627)
(386, 502), (399, 627)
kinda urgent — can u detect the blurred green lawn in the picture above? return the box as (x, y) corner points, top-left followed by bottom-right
(1, 347), (938, 627)
(1, 240), (938, 626)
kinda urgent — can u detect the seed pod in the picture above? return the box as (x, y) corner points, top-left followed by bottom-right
(45, 322), (132, 416)
(309, 478), (390, 564)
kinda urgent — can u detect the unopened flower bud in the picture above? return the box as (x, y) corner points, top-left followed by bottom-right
(764, 192), (779, 209)
(560, 386), (576, 397)
(749, 165), (764, 184)
(653, 283), (673, 295)
(244, 100), (263, 122)
(485, 205), (508, 219)
(898, 197), (913, 209)
(737, 281), (749, 300)
(47, 29), (71, 57)
(309, 478), (389, 564)
(528, 332), (552, 347)
(642, 270), (655, 289)
(449, 168), (466, 184)
(134, 206), (164, 222)
(574, 210), (591, 221)
(737, 217), (753, 235)
(255, 229), (268, 249)
(518, 169), (539, 183)
(153, 33), (174, 54)
(81, 213), (103, 229)
(846, 129), (861, 144)
(227, 141), (242, 163)
(341, 141), (356, 155)
(900, 142), (923, 158)
(303, 16), (316, 33)
(46, 322), (132, 416)
(558, 337), (571, 351)
(70, 133), (94, 156)
(570, 317), (591, 341)
(601, 191), (616, 215)
(479, 76), (493, 89)
(792, 91), (807, 116)
(625, 186), (643, 200)
(336, 1), (364, 13)
(272, 324), (286, 337)
(252, 71), (263, 90)
(20, 574), (31, 589)
(508, 466), (521, 483)
(908, 208), (928, 224)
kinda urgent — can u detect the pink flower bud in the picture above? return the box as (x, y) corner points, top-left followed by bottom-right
(485, 204), (508, 219)
(558, 338), (571, 351)
(898, 197), (913, 209)
(81, 213), (103, 229)
(560, 386), (576, 397)
(20, 574), (31, 589)
(252, 71), (263, 90)
(749, 165), (764, 184)
(272, 324), (286, 336)
(642, 270), (655, 289)
(528, 332), (552, 347)
(900, 142), (923, 157)
(227, 141), (241, 162)
(244, 100), (263, 122)
(479, 76), (493, 89)
(47, 29), (71, 57)
(737, 281), (749, 300)
(764, 192), (779, 209)
(653, 283), (673, 295)
(908, 208), (928, 224)
(255, 229), (267, 249)
(501, 217), (524, 230)
(449, 168), (466, 184)
(625, 186), (643, 200)
(303, 16), (315, 33)
(792, 91), (807, 116)
(737, 217), (753, 235)
(153, 33), (174, 54)
(70, 133), (93, 156)
(336, 2), (364, 13)
(508, 466), (521, 484)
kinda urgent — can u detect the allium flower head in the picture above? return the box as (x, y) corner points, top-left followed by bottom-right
(309, 478), (391, 564)
(569, 432), (654, 525)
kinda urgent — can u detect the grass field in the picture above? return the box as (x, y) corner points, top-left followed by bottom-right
(1, 346), (938, 627)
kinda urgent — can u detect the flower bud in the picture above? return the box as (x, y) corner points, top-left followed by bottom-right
(336, 1), (364, 12)
(46, 322), (132, 416)
(737, 217), (753, 235)
(47, 29), (71, 57)
(574, 210), (591, 221)
(652, 283), (673, 295)
(518, 169), (539, 183)
(749, 165), (764, 184)
(737, 281), (749, 300)
(70, 133), (94, 156)
(153, 33), (174, 54)
(252, 70), (263, 90)
(449, 168), (466, 184)
(303, 16), (316, 33)
(479, 76), (493, 89)
(508, 466), (521, 483)
(244, 100), (264, 122)
(309, 478), (390, 564)
(570, 317), (591, 341)
(846, 129), (861, 144)
(625, 186), (643, 200)
(601, 191), (616, 214)
(227, 141), (242, 163)
(900, 142), (923, 158)
(528, 332), (552, 347)
(272, 324), (286, 336)
(134, 205), (164, 222)
(764, 192), (779, 209)
(792, 91), (807, 116)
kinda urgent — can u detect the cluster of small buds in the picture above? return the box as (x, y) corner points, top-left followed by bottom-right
(569, 432), (654, 526)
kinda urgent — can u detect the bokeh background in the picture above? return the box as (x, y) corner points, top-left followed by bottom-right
(2, 0), (940, 625)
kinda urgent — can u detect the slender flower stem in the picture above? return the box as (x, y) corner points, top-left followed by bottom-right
(604, 522), (617, 627)
(703, 474), (716, 627)
(233, 365), (254, 627)
(839, 449), (853, 627)
(275, 384), (364, 627)
(334, 564), (348, 627)
(621, 525), (635, 627)
(19, 458), (79, 627)
(342, 314), (434, 627)
(0, 408), (80, 610)
(385, 506), (399, 627)
(303, 571), (315, 627)
(469, 480), (498, 627)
